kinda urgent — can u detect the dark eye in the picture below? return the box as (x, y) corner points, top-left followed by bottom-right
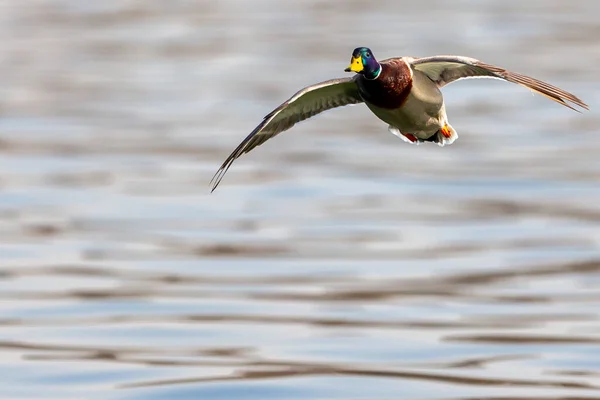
(365, 52), (371, 58)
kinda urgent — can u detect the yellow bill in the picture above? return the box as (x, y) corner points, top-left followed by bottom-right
(344, 56), (363, 73)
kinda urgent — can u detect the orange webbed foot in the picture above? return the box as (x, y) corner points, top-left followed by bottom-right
(440, 124), (452, 139)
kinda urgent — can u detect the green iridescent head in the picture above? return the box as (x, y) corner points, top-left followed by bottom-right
(344, 47), (381, 80)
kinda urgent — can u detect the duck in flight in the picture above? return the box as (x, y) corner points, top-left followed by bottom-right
(210, 47), (588, 192)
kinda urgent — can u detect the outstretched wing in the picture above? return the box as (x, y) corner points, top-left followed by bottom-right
(210, 78), (363, 192)
(410, 55), (588, 111)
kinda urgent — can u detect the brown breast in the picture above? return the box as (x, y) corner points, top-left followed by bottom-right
(356, 58), (412, 109)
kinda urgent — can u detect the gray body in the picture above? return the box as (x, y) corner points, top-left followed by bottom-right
(364, 68), (447, 139)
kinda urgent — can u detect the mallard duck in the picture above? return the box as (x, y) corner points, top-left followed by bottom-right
(210, 47), (588, 192)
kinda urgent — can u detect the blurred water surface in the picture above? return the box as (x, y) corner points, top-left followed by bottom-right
(1, 0), (600, 399)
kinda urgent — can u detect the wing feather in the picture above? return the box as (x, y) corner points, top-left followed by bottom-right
(411, 55), (588, 111)
(210, 78), (363, 192)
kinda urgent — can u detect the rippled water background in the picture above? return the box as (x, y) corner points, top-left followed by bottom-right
(2, 1), (600, 399)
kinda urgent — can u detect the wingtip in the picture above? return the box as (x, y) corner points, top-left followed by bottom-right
(209, 172), (222, 193)
(209, 158), (235, 193)
(568, 95), (589, 113)
(568, 100), (589, 113)
(208, 167), (223, 193)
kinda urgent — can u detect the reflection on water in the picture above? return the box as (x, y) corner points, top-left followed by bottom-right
(1, 0), (600, 399)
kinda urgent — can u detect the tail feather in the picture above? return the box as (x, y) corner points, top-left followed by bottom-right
(388, 123), (458, 147)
